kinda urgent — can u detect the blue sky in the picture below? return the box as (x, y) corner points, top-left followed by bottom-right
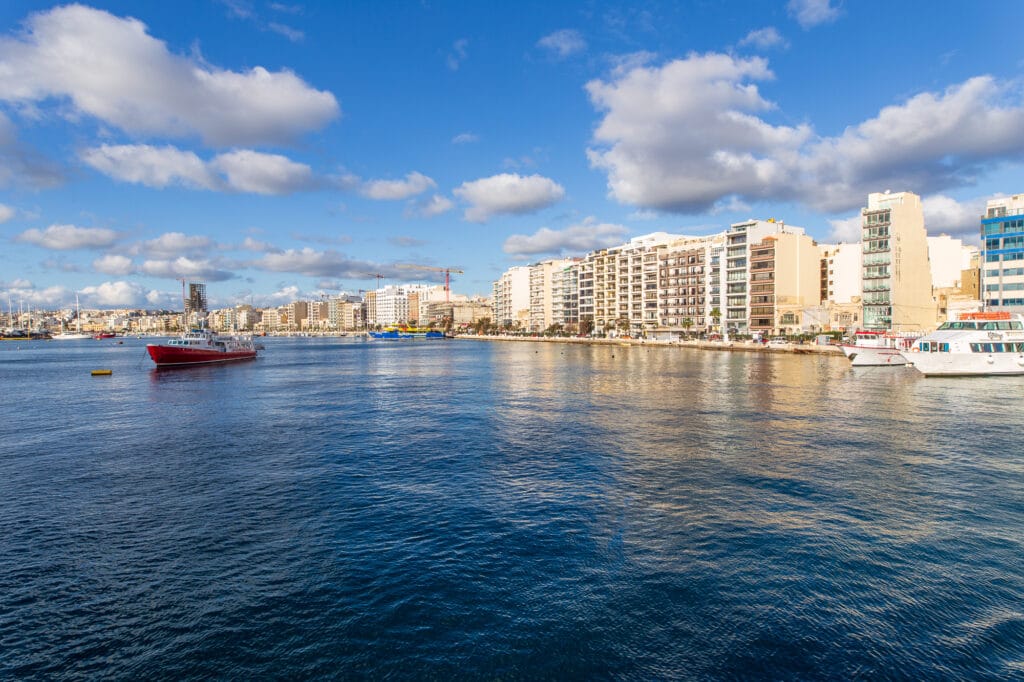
(2, 0), (1023, 309)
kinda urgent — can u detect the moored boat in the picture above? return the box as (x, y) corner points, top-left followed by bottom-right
(146, 328), (258, 367)
(368, 325), (445, 340)
(907, 311), (1024, 376)
(839, 330), (918, 366)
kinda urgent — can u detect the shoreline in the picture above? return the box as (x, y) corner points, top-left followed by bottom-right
(454, 334), (844, 356)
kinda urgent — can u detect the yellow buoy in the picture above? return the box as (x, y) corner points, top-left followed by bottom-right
(91, 369), (112, 376)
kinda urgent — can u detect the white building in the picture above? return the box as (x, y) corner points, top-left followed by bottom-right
(928, 235), (978, 289)
(820, 242), (862, 304)
(492, 266), (531, 328)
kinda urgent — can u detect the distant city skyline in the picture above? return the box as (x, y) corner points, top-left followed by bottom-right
(2, 0), (1023, 309)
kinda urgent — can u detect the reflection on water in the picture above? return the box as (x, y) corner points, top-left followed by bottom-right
(1, 337), (1022, 678)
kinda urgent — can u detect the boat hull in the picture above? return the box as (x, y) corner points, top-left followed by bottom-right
(908, 351), (1024, 376)
(368, 330), (445, 339)
(147, 344), (257, 367)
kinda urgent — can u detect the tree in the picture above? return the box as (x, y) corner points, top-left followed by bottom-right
(681, 317), (694, 338)
(579, 317), (594, 336)
(709, 307), (721, 332)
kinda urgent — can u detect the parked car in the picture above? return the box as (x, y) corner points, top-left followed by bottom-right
(767, 337), (789, 347)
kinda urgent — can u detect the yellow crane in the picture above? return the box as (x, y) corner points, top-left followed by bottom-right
(395, 264), (464, 302)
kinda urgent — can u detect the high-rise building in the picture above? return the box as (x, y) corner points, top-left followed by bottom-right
(528, 258), (575, 332)
(981, 194), (1024, 311)
(860, 191), (935, 331)
(492, 266), (531, 328)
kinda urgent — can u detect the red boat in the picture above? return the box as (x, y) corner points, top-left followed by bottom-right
(93, 332), (117, 339)
(146, 328), (258, 367)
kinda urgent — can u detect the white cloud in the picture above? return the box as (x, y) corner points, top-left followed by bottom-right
(210, 149), (316, 195)
(453, 173), (565, 222)
(139, 257), (234, 281)
(537, 29), (586, 59)
(81, 144), (318, 195)
(738, 27), (788, 50)
(0, 203), (13, 222)
(0, 5), (338, 147)
(503, 217), (630, 257)
(240, 236), (282, 253)
(360, 171), (436, 200)
(587, 54), (1024, 215)
(827, 215), (862, 243)
(268, 22), (303, 42)
(81, 144), (216, 190)
(922, 194), (988, 238)
(253, 247), (379, 278)
(409, 194), (455, 218)
(80, 280), (147, 306)
(15, 224), (119, 250)
(136, 232), (215, 259)
(787, 0), (841, 29)
(452, 132), (479, 144)
(93, 254), (134, 275)
(447, 39), (468, 71)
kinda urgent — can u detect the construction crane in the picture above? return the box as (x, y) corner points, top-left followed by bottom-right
(395, 264), (465, 302)
(364, 273), (385, 290)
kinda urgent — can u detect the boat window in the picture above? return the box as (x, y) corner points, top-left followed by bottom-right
(1012, 322), (1024, 330)
(930, 341), (938, 352)
(940, 343), (949, 352)
(970, 343), (981, 352)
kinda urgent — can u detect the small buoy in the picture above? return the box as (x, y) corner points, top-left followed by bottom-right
(91, 369), (112, 376)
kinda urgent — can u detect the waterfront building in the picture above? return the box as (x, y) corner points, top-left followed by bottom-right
(328, 296), (363, 331)
(928, 235), (979, 290)
(286, 301), (309, 332)
(528, 258), (575, 332)
(981, 194), (1024, 312)
(860, 191), (935, 332)
(747, 231), (821, 336)
(552, 260), (581, 330)
(725, 219), (809, 335)
(584, 233), (676, 336)
(492, 266), (531, 329)
(655, 234), (723, 338)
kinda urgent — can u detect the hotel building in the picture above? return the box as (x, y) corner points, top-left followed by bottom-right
(860, 191), (935, 332)
(981, 194), (1024, 312)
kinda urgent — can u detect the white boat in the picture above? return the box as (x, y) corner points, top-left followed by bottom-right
(908, 311), (1024, 376)
(839, 330), (918, 366)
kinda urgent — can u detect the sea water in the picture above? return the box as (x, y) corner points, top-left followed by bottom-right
(1, 337), (1022, 678)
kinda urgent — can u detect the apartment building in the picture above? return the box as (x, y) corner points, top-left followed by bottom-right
(492, 266), (531, 328)
(528, 258), (574, 332)
(656, 234), (723, 337)
(725, 220), (809, 334)
(860, 191), (935, 331)
(981, 194), (1024, 312)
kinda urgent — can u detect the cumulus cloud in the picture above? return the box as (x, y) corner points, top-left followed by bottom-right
(787, 0), (841, 29)
(0, 4), (339, 146)
(452, 132), (479, 144)
(827, 215), (862, 243)
(0, 203), (13, 223)
(139, 257), (234, 281)
(210, 149), (317, 194)
(360, 171), (436, 200)
(537, 29), (586, 59)
(80, 280), (147, 307)
(453, 173), (565, 222)
(81, 144), (319, 195)
(253, 247), (382, 278)
(503, 217), (630, 257)
(135, 232), (215, 259)
(738, 27), (788, 50)
(409, 194), (455, 218)
(922, 194), (988, 239)
(93, 253), (135, 275)
(586, 54), (1024, 215)
(240, 236), (282, 253)
(15, 224), (119, 250)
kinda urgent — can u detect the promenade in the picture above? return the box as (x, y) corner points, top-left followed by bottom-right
(457, 334), (844, 356)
